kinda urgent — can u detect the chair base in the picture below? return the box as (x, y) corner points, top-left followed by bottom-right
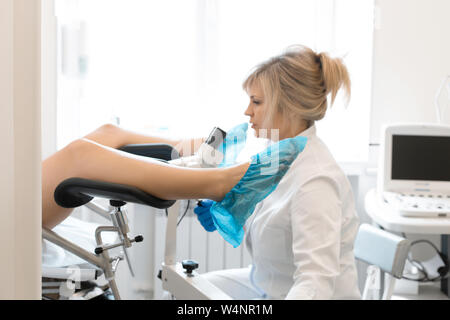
(42, 277), (114, 300)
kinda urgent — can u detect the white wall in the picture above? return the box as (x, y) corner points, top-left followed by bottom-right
(0, 0), (41, 299)
(370, 0), (450, 144)
(41, 0), (57, 160)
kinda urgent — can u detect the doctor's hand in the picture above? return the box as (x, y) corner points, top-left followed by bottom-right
(194, 200), (217, 232)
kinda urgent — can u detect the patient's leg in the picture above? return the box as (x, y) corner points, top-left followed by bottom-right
(42, 138), (249, 229)
(82, 123), (204, 156)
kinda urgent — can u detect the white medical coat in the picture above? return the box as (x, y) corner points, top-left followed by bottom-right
(244, 125), (361, 299)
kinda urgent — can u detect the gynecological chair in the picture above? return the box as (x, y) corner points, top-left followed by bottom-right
(42, 143), (178, 300)
(42, 126), (229, 300)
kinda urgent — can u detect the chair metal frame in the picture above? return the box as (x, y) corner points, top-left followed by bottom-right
(43, 201), (137, 299)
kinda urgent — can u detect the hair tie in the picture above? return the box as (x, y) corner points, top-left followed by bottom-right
(316, 54), (323, 69)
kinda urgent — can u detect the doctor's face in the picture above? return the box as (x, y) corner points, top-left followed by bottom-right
(244, 83), (283, 140)
(244, 83), (265, 138)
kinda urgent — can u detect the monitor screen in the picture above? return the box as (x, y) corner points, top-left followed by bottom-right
(391, 134), (450, 181)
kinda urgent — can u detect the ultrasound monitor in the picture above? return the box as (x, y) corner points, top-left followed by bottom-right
(380, 124), (450, 195)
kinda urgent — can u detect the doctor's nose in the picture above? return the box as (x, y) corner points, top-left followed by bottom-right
(244, 104), (253, 117)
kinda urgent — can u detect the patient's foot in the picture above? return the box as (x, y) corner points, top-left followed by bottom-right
(213, 161), (251, 201)
(211, 135), (308, 247)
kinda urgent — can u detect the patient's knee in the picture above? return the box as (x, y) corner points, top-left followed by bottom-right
(66, 138), (92, 153)
(65, 138), (97, 170)
(96, 123), (120, 136)
(83, 123), (124, 148)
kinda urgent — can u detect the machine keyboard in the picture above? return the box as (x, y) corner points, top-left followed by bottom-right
(383, 192), (450, 217)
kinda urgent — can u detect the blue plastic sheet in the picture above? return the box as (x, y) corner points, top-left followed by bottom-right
(218, 122), (248, 168)
(210, 135), (308, 247)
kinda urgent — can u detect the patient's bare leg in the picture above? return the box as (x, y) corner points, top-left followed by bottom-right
(42, 138), (249, 229)
(82, 123), (204, 156)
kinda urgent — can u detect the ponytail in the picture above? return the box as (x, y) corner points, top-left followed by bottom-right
(317, 52), (351, 106)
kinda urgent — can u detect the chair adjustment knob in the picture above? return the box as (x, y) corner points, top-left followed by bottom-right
(182, 259), (199, 274)
(110, 200), (127, 208)
(95, 247), (104, 255)
(134, 235), (144, 243)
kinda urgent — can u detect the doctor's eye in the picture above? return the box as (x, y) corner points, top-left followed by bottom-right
(252, 100), (261, 105)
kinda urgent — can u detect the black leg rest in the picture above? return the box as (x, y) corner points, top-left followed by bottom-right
(54, 177), (175, 209)
(54, 143), (179, 209)
(118, 143), (179, 161)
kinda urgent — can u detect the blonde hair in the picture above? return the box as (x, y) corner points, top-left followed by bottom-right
(243, 45), (351, 128)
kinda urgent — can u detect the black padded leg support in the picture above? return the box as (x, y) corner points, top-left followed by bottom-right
(54, 177), (175, 209)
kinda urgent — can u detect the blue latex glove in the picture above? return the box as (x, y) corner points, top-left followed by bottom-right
(193, 200), (217, 232)
(218, 123), (248, 167)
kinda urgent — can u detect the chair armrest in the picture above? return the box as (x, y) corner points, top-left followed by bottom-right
(354, 224), (411, 278)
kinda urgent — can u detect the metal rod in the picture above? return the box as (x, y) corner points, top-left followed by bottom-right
(97, 237), (138, 253)
(95, 226), (121, 300)
(85, 201), (113, 221)
(43, 228), (105, 269)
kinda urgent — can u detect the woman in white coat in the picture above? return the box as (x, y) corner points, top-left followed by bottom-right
(195, 44), (361, 300)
